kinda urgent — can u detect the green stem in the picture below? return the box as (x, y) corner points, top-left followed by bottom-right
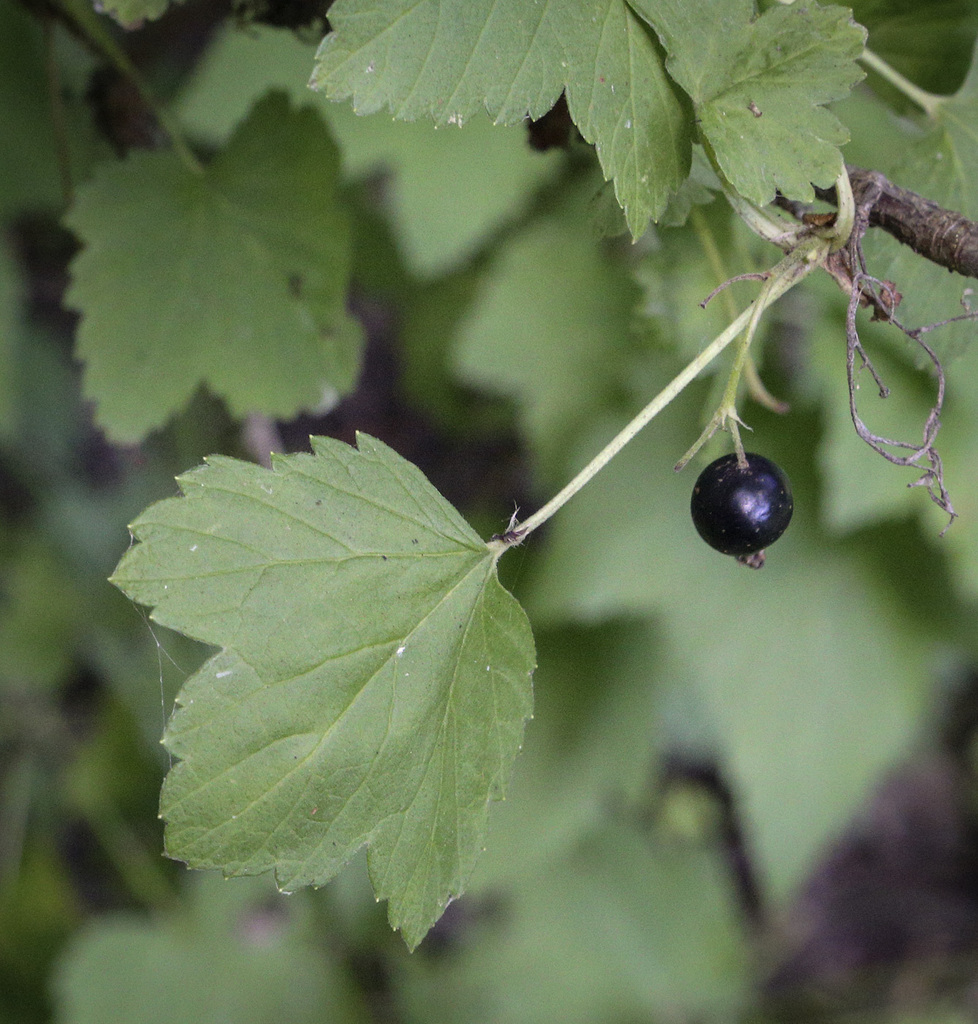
(728, 418), (747, 466)
(723, 188), (801, 249)
(859, 49), (943, 119)
(55, 0), (203, 175)
(691, 209), (787, 413)
(723, 271), (776, 405)
(673, 268), (777, 471)
(490, 242), (823, 551)
(690, 208), (745, 326)
(42, 16), (74, 207)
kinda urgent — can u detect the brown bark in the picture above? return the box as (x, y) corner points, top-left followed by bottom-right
(814, 167), (978, 280)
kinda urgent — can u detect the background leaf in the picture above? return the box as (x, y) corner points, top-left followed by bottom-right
(0, 6), (71, 218)
(65, 92), (361, 442)
(451, 179), (643, 484)
(110, 433), (535, 949)
(850, 0), (978, 98)
(175, 26), (563, 276)
(523, 387), (934, 900)
(0, 239), (17, 436)
(51, 875), (363, 1024)
(860, 35), (978, 359)
(394, 618), (749, 1022)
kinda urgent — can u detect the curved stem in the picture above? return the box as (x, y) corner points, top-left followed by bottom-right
(673, 268), (778, 471)
(859, 49), (943, 120)
(690, 208), (740, 322)
(724, 190), (801, 249)
(743, 358), (789, 413)
(55, 0), (203, 175)
(723, 272), (774, 405)
(690, 209), (788, 413)
(700, 140), (802, 249)
(490, 242), (823, 552)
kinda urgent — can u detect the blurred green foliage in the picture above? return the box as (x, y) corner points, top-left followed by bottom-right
(2, 1), (978, 1022)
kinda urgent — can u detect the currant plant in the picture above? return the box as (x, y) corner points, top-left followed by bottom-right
(29, 0), (975, 953)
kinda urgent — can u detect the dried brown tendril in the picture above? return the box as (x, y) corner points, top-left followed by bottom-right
(829, 178), (978, 533)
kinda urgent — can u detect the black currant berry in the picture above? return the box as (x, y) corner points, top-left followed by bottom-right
(690, 452), (793, 563)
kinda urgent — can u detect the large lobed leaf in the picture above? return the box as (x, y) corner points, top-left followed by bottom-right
(64, 92), (362, 443)
(310, 0), (691, 237)
(111, 433), (535, 949)
(311, 0), (866, 233)
(632, 0), (867, 204)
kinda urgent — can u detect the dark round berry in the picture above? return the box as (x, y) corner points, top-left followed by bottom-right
(690, 452), (793, 558)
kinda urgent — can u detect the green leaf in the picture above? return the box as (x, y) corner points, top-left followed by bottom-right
(525, 398), (932, 899)
(110, 433), (535, 949)
(411, 825), (748, 1023)
(52, 875), (363, 1024)
(330, 107), (562, 275)
(402, 621), (747, 1020)
(310, 0), (690, 236)
(631, 0), (866, 204)
(0, 535), (85, 691)
(452, 181), (643, 482)
(0, 5), (65, 217)
(0, 2), (108, 219)
(833, 82), (916, 173)
(860, 34), (978, 359)
(173, 24), (317, 139)
(64, 92), (362, 443)
(850, 0), (978, 99)
(176, 25), (562, 275)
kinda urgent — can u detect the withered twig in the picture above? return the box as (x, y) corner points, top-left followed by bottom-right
(833, 185), (963, 530)
(804, 167), (978, 280)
